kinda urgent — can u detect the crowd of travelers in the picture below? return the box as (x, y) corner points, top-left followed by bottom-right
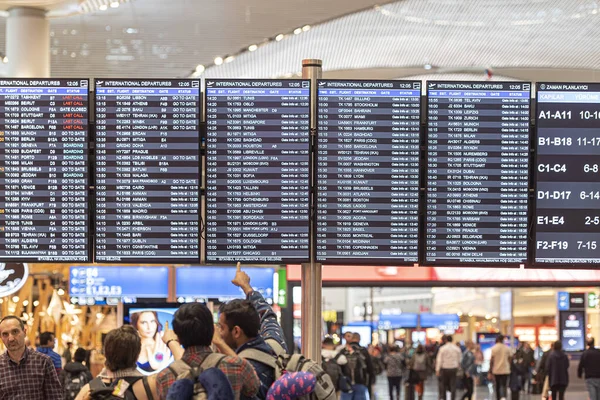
(1, 266), (600, 400)
(321, 332), (600, 400)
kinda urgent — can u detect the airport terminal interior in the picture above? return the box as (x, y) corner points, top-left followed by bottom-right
(0, 0), (599, 399)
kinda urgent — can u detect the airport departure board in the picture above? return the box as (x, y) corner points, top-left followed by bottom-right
(535, 83), (600, 265)
(94, 79), (200, 263)
(205, 79), (310, 263)
(316, 80), (421, 264)
(0, 79), (89, 261)
(425, 82), (531, 265)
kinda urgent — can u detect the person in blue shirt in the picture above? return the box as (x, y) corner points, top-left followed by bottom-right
(37, 331), (62, 373)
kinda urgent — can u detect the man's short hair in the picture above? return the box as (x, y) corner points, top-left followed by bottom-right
(219, 300), (260, 338)
(40, 331), (54, 346)
(496, 334), (504, 343)
(588, 338), (595, 348)
(446, 335), (453, 343)
(322, 337), (335, 346)
(553, 340), (563, 352)
(173, 303), (214, 348)
(352, 333), (361, 342)
(74, 347), (87, 363)
(103, 325), (141, 371)
(0, 315), (24, 330)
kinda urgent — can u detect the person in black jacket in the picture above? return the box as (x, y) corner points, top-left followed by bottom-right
(547, 341), (569, 400)
(578, 338), (600, 400)
(338, 333), (375, 400)
(60, 347), (92, 400)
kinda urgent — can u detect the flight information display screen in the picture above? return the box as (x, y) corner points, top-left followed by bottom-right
(94, 79), (200, 263)
(316, 80), (421, 264)
(0, 79), (89, 262)
(535, 83), (600, 265)
(425, 81), (531, 265)
(205, 79), (310, 263)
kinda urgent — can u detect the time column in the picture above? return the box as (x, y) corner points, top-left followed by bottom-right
(94, 88), (111, 259)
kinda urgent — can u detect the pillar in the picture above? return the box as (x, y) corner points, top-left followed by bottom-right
(6, 7), (50, 77)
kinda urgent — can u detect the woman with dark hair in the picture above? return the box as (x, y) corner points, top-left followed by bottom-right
(547, 341), (569, 400)
(130, 310), (170, 373)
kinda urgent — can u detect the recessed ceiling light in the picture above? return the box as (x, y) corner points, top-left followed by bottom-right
(99, 4), (108, 10)
(110, 1), (119, 8)
(225, 56), (235, 63)
(424, 64), (432, 70)
(248, 44), (258, 52)
(302, 25), (311, 32)
(214, 57), (223, 66)
(2, 56), (7, 64)
(293, 28), (302, 35)
(275, 34), (284, 41)
(195, 64), (205, 74)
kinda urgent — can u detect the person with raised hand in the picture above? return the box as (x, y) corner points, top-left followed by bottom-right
(213, 262), (288, 399)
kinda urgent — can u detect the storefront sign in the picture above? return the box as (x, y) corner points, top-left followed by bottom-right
(0, 263), (28, 297)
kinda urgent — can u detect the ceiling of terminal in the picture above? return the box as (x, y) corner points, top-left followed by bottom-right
(0, 0), (598, 80)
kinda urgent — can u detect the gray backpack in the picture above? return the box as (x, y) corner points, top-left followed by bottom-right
(239, 339), (336, 400)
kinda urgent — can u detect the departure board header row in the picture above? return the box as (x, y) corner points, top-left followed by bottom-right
(1, 78), (598, 269)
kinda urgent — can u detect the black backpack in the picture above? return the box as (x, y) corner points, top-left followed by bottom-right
(343, 347), (368, 385)
(64, 370), (90, 400)
(321, 355), (351, 393)
(89, 376), (141, 400)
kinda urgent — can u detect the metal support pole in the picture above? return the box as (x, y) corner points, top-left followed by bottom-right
(510, 288), (515, 350)
(301, 59), (322, 362)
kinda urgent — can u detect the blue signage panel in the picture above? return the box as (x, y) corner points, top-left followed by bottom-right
(70, 266), (169, 298)
(420, 313), (460, 330)
(559, 310), (585, 352)
(176, 267), (274, 300)
(378, 313), (418, 329)
(557, 291), (570, 311)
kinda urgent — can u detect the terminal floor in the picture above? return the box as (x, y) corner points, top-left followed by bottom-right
(372, 377), (589, 399)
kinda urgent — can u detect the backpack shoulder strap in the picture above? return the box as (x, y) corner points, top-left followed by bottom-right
(199, 353), (227, 371)
(239, 348), (278, 369)
(142, 376), (155, 400)
(284, 354), (305, 372)
(89, 377), (106, 392)
(265, 338), (286, 357)
(168, 359), (192, 378)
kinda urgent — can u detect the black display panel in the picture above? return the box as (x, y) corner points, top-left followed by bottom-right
(94, 79), (200, 263)
(425, 81), (531, 265)
(316, 80), (421, 264)
(535, 83), (600, 266)
(205, 79), (310, 263)
(0, 79), (89, 261)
